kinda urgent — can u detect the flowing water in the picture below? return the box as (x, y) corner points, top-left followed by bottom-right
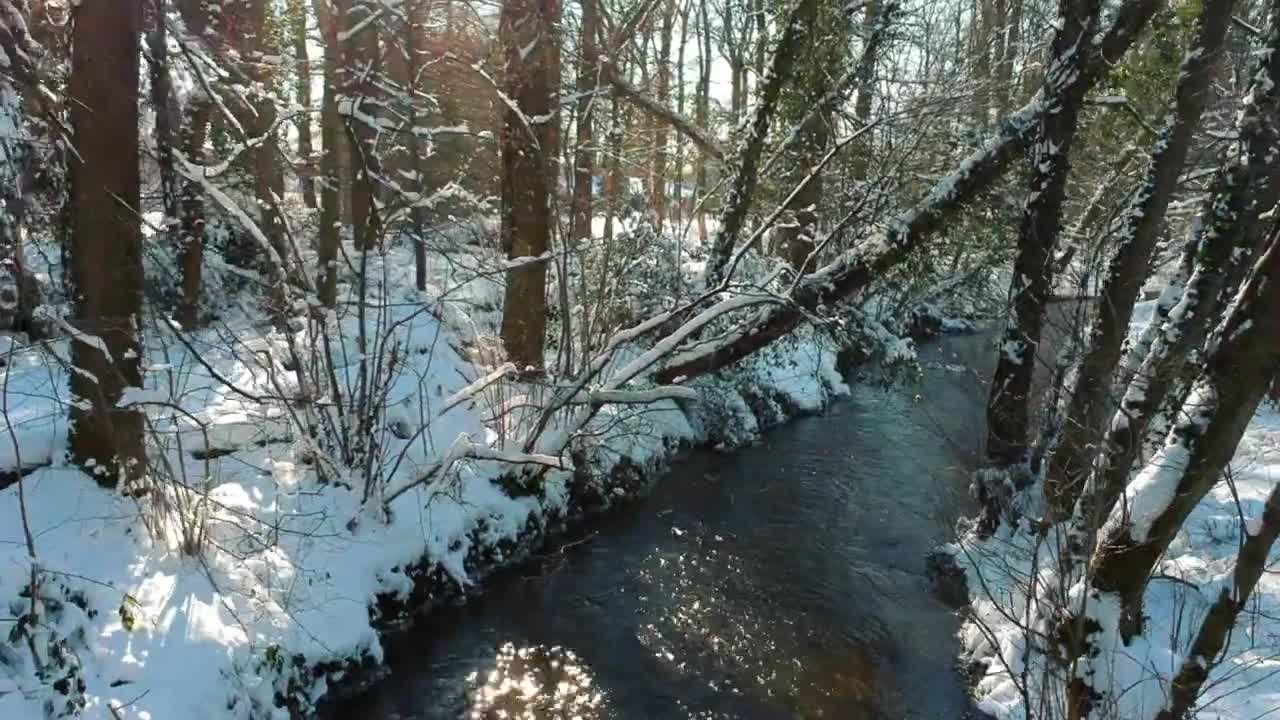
(329, 326), (1021, 719)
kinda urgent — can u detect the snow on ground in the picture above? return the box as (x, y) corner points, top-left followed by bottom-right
(0, 223), (874, 719)
(951, 301), (1280, 720)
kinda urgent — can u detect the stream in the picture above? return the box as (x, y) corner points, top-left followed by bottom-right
(327, 325), (1018, 719)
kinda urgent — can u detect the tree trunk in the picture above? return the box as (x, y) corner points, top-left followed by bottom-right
(701, 0), (818, 288)
(405, 0), (429, 292)
(499, 0), (560, 370)
(695, 0), (711, 245)
(344, 0), (381, 252)
(570, 0), (601, 245)
(68, 0), (146, 487)
(315, 0), (341, 306)
(289, 0), (318, 210)
(994, 0), (1022, 117)
(226, 0), (288, 269)
(648, 0), (675, 227)
(972, 0), (994, 128)
(176, 100), (212, 329)
(673, 0), (690, 230)
(1044, 0), (1235, 518)
(983, 0), (1100, 474)
(1070, 230), (1280, 719)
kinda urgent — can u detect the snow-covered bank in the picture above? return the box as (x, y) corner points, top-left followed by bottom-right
(944, 296), (1280, 720)
(4, 235), (944, 719)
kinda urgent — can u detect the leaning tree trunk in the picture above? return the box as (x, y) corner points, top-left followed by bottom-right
(1044, 0), (1235, 519)
(68, 0), (146, 487)
(981, 0), (1100, 489)
(1069, 2), (1280, 555)
(1068, 227), (1280, 719)
(701, 0), (818, 288)
(499, 0), (560, 371)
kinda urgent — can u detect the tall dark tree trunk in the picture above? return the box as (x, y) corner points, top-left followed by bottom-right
(648, 0), (675, 226)
(570, 0), (600, 245)
(971, 0), (994, 128)
(695, 0), (711, 245)
(673, 0), (690, 230)
(68, 0), (146, 487)
(994, 0), (1022, 117)
(982, 0), (1100, 477)
(1044, 0), (1235, 518)
(174, 0), (211, 329)
(289, 0), (318, 210)
(404, 0), (429, 292)
(315, 0), (340, 306)
(226, 0), (288, 268)
(176, 100), (212, 329)
(499, 0), (560, 370)
(344, 0), (381, 252)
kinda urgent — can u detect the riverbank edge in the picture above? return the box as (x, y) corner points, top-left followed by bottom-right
(298, 320), (958, 718)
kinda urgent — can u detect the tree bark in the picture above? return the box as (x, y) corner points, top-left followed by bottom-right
(994, 0), (1022, 116)
(1044, 0), (1235, 518)
(695, 0), (711, 245)
(570, 0), (601, 245)
(289, 0), (318, 210)
(344, 0), (381, 252)
(499, 0), (561, 370)
(315, 0), (341, 306)
(648, 0), (675, 226)
(68, 0), (146, 487)
(983, 0), (1101, 471)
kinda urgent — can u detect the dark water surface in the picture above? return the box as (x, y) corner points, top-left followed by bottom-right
(328, 329), (1010, 719)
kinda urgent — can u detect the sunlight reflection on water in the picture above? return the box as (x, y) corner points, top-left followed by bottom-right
(464, 642), (606, 719)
